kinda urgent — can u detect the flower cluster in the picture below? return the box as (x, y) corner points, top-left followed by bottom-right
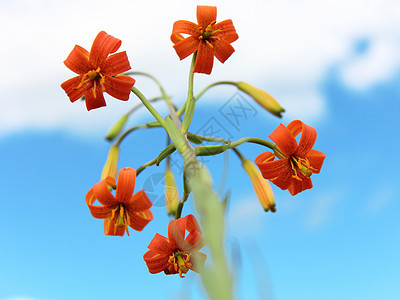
(61, 5), (326, 282)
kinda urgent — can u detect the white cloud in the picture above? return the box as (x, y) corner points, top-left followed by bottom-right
(1, 0), (400, 135)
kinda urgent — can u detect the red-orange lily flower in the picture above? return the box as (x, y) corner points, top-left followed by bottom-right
(255, 120), (326, 196)
(143, 214), (207, 278)
(61, 31), (135, 111)
(171, 5), (238, 74)
(85, 167), (153, 236)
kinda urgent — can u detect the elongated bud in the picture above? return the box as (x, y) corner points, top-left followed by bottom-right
(101, 145), (119, 182)
(105, 115), (128, 141)
(242, 159), (276, 212)
(165, 168), (179, 216)
(236, 82), (284, 118)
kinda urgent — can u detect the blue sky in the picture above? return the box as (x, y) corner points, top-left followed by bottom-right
(1, 1), (400, 300)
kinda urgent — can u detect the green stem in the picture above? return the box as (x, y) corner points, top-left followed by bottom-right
(180, 52), (197, 133)
(174, 193), (189, 219)
(114, 122), (161, 147)
(131, 86), (165, 127)
(136, 157), (158, 176)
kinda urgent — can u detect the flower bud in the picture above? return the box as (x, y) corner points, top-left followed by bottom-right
(242, 159), (276, 212)
(165, 168), (179, 216)
(105, 115), (128, 141)
(236, 81), (284, 118)
(101, 145), (119, 182)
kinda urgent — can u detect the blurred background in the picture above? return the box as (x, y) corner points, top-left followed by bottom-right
(1, 0), (399, 299)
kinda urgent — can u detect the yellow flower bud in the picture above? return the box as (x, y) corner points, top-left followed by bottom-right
(236, 81), (285, 118)
(242, 159), (276, 212)
(105, 115), (128, 141)
(165, 168), (179, 216)
(101, 145), (119, 181)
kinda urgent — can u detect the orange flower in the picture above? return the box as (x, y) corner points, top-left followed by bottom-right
(143, 214), (207, 278)
(85, 167), (153, 236)
(171, 5), (238, 74)
(61, 31), (135, 111)
(255, 120), (326, 196)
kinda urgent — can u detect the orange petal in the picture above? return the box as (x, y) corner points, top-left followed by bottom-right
(125, 190), (152, 213)
(60, 76), (86, 103)
(168, 217), (186, 248)
(193, 42), (214, 74)
(173, 36), (200, 60)
(64, 45), (93, 75)
(104, 217), (126, 236)
(288, 175), (313, 196)
(172, 20), (201, 37)
(147, 233), (172, 254)
(127, 209), (153, 231)
(101, 51), (132, 76)
(185, 229), (205, 251)
(307, 149), (326, 173)
(89, 31), (122, 67)
(143, 250), (170, 274)
(213, 38), (235, 63)
(196, 5), (217, 29)
(92, 179), (119, 207)
(83, 86), (106, 111)
(255, 152), (293, 190)
(87, 204), (113, 219)
(115, 167), (136, 203)
(103, 75), (135, 101)
(171, 33), (185, 44)
(214, 19), (238, 43)
(268, 123), (298, 157)
(287, 120), (317, 157)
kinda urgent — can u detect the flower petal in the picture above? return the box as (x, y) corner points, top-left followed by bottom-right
(87, 204), (113, 219)
(287, 120), (317, 157)
(143, 250), (170, 274)
(92, 178), (119, 207)
(173, 36), (200, 60)
(168, 217), (185, 248)
(125, 190), (152, 213)
(214, 19), (238, 43)
(288, 176), (313, 196)
(193, 42), (214, 74)
(127, 209), (153, 231)
(104, 217), (126, 236)
(171, 33), (185, 44)
(89, 31), (122, 67)
(147, 233), (172, 254)
(83, 86), (106, 111)
(172, 20), (201, 37)
(306, 149), (326, 173)
(60, 76), (86, 103)
(197, 5), (217, 29)
(268, 123), (298, 157)
(213, 38), (235, 63)
(255, 152), (293, 190)
(103, 75), (135, 101)
(190, 251), (207, 273)
(64, 45), (93, 75)
(115, 167), (136, 203)
(101, 51), (132, 76)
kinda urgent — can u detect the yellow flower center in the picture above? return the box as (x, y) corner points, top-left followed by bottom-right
(200, 22), (220, 47)
(111, 203), (130, 235)
(166, 249), (192, 278)
(289, 156), (318, 181)
(74, 67), (105, 99)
